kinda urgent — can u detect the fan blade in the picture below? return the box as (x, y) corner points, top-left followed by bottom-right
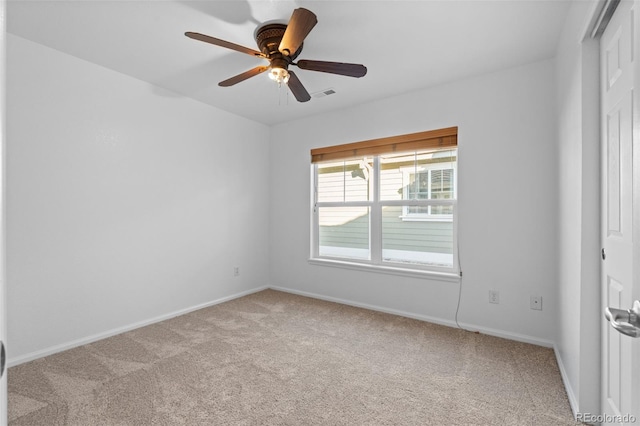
(296, 60), (367, 78)
(286, 70), (311, 102)
(185, 32), (265, 58)
(279, 8), (317, 57)
(219, 66), (269, 87)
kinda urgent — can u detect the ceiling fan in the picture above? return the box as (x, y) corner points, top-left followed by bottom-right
(185, 8), (367, 102)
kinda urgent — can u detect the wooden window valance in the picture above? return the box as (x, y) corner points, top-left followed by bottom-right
(310, 126), (458, 163)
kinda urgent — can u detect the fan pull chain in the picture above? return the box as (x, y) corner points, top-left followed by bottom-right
(275, 83), (290, 106)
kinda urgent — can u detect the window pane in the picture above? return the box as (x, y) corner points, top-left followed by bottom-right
(406, 171), (430, 214)
(382, 205), (454, 267)
(431, 169), (454, 199)
(380, 150), (456, 201)
(380, 152), (420, 201)
(317, 159), (372, 202)
(430, 169), (454, 215)
(318, 206), (370, 260)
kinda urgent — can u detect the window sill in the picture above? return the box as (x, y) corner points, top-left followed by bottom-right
(308, 258), (460, 282)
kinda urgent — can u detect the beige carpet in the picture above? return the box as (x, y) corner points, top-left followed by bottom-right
(8, 289), (579, 425)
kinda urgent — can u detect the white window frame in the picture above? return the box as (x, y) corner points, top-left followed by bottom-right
(310, 154), (459, 279)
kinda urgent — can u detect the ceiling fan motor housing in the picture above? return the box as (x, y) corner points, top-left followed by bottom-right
(255, 23), (302, 62)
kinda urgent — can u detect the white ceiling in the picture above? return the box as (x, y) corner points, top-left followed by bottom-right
(7, 0), (572, 125)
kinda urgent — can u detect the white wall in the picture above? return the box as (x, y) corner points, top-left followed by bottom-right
(6, 35), (270, 363)
(555, 0), (602, 416)
(269, 59), (558, 345)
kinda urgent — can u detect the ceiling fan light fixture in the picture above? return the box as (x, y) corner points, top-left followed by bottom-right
(268, 66), (290, 84)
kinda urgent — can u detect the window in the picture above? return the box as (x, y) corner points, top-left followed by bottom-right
(311, 127), (458, 276)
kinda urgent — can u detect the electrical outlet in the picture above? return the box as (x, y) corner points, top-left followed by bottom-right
(234, 267), (240, 277)
(530, 296), (542, 310)
(489, 290), (499, 304)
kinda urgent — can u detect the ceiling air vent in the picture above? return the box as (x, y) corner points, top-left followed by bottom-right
(312, 88), (336, 98)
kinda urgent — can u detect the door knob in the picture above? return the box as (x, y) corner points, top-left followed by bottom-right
(605, 300), (640, 338)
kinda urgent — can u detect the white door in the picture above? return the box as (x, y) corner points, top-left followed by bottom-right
(601, 0), (639, 424)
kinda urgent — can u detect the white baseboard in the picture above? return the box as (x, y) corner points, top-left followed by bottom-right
(269, 285), (554, 348)
(455, 321), (554, 348)
(7, 285), (269, 368)
(269, 285), (460, 328)
(553, 344), (579, 421)
(8, 284), (555, 368)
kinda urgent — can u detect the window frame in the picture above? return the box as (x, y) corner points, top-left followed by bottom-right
(310, 148), (459, 279)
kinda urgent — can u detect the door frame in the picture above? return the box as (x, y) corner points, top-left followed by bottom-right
(0, 0), (7, 422)
(559, 0), (611, 418)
